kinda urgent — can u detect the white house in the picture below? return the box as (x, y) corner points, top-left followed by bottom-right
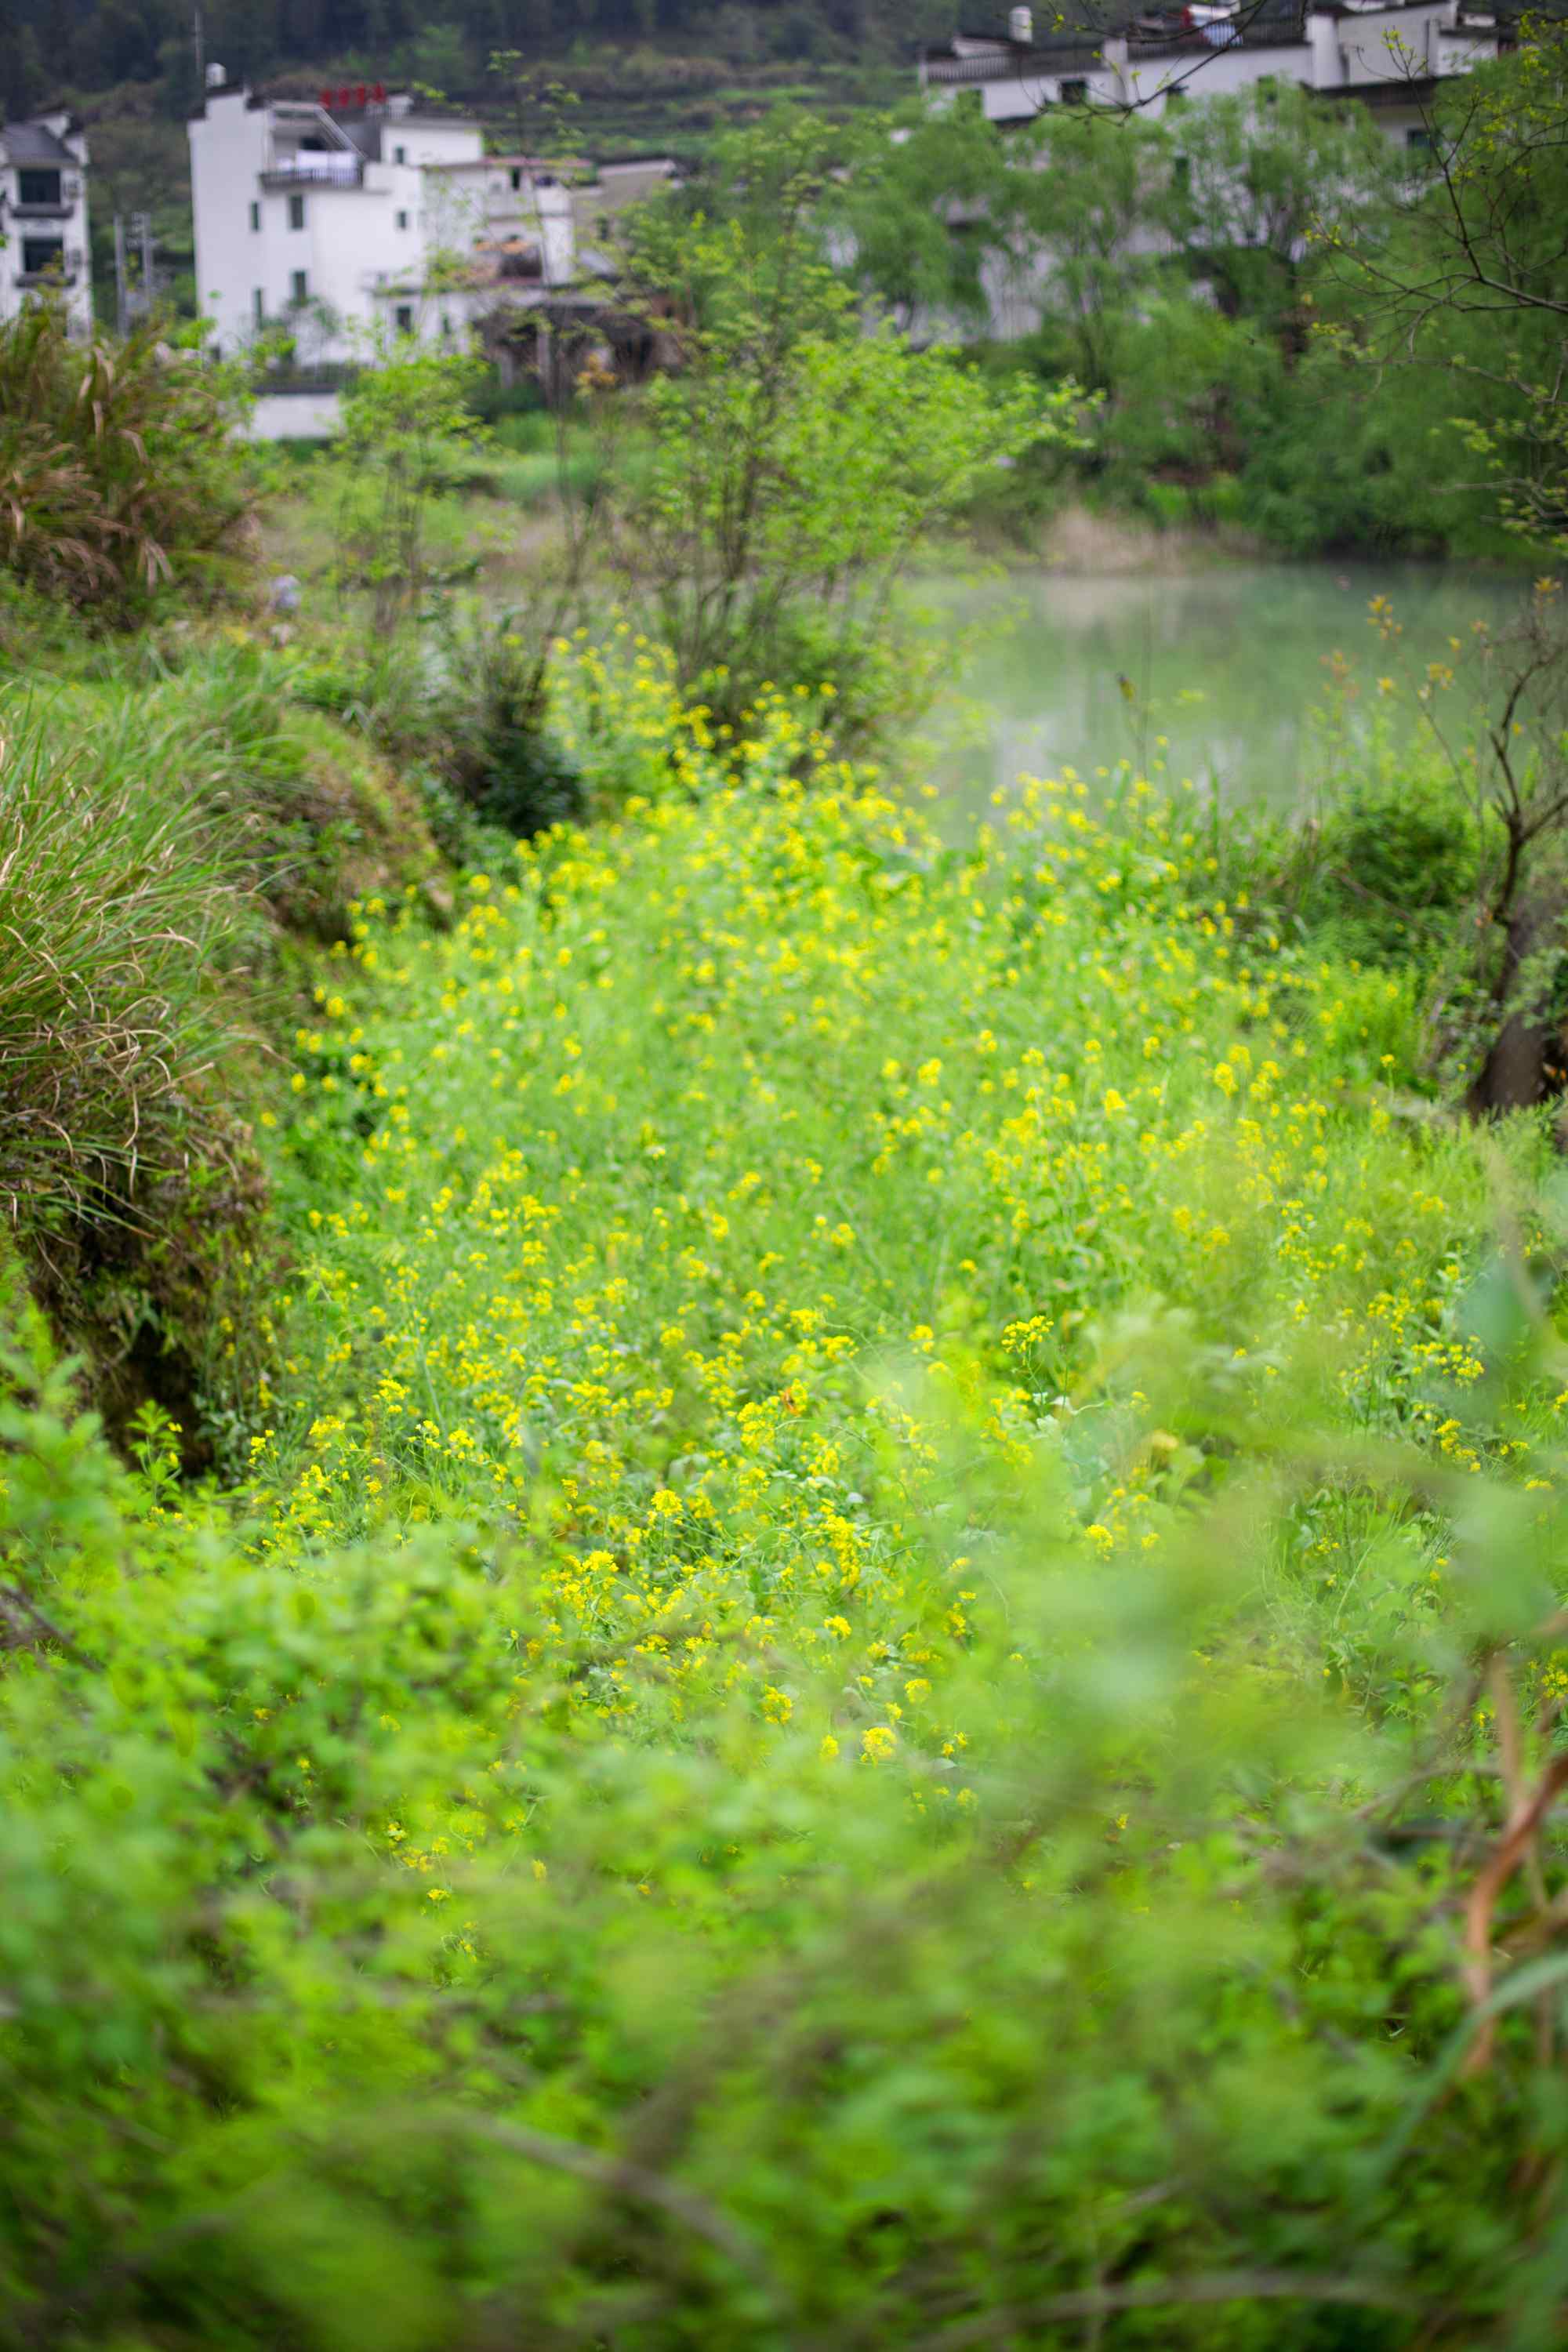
(918, 0), (1502, 140)
(188, 75), (580, 376)
(916, 0), (1504, 336)
(0, 111), (91, 339)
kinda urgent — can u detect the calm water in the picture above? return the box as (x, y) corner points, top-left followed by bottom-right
(924, 560), (1527, 822)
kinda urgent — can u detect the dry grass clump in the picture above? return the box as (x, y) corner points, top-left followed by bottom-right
(0, 304), (252, 622)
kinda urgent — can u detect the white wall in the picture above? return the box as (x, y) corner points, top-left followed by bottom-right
(191, 93), (514, 365)
(190, 90), (273, 358)
(246, 387), (343, 438)
(0, 118), (93, 338)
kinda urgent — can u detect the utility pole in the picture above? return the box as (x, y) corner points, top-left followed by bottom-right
(114, 211), (157, 332)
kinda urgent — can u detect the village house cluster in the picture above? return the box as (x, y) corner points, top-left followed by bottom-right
(187, 71), (677, 430)
(919, 0), (1503, 138)
(0, 0), (1521, 422)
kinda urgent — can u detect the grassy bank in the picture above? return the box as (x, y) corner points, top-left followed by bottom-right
(0, 612), (452, 1455)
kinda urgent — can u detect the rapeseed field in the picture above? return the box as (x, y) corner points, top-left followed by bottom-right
(3, 653), (1564, 2347)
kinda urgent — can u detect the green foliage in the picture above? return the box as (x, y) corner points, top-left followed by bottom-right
(618, 120), (1079, 736)
(0, 618), (458, 1448)
(1298, 769), (1484, 966)
(831, 100), (1008, 328)
(1325, 16), (1568, 559)
(0, 304), (253, 620)
(1168, 80), (1396, 335)
(857, 74), (1541, 560)
(335, 339), (488, 624)
(434, 603), (586, 837)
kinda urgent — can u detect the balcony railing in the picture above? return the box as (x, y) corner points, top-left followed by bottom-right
(16, 266), (80, 289)
(263, 153), (365, 187)
(9, 200), (74, 220)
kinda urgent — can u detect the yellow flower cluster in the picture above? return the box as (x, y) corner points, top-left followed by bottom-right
(261, 664), (1522, 1900)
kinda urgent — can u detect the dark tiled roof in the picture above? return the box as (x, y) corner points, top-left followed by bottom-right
(921, 18), (1109, 59)
(1, 118), (76, 165)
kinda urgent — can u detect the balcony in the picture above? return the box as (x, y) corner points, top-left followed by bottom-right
(263, 153), (365, 188)
(15, 266), (80, 289)
(9, 200), (74, 220)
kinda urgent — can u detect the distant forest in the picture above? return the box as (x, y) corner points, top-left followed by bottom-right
(0, 0), (956, 119)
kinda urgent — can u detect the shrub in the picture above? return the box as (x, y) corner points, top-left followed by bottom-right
(1298, 769), (1483, 965)
(0, 305), (254, 620)
(617, 125), (1078, 751)
(434, 604), (586, 837)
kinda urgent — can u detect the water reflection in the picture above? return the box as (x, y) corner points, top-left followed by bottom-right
(924, 560), (1527, 820)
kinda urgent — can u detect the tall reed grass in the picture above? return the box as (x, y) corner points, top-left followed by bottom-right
(0, 305), (252, 621)
(0, 689), (243, 1225)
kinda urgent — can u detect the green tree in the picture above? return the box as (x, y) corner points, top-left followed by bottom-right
(1167, 81), (1396, 343)
(829, 100), (1010, 333)
(990, 108), (1163, 398)
(619, 188), (1076, 739)
(1330, 16), (1568, 555)
(336, 337), (484, 626)
(1320, 20), (1568, 1109)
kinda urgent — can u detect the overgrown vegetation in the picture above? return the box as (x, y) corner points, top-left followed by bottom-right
(9, 35), (1568, 2343)
(6, 670), (1568, 2343)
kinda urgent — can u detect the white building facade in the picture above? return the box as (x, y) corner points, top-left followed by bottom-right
(916, 0), (1504, 336)
(919, 0), (1502, 138)
(188, 78), (579, 369)
(0, 112), (92, 339)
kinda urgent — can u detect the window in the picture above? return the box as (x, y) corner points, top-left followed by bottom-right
(17, 167), (62, 206)
(1059, 77), (1087, 103)
(396, 208), (408, 230)
(1406, 125), (1433, 151)
(20, 238), (64, 278)
(290, 267), (308, 306)
(510, 165), (522, 191)
(249, 199), (260, 232)
(253, 287), (265, 324)
(440, 312), (452, 339)
(394, 143), (406, 164)
(288, 191), (305, 230)
(395, 303), (414, 335)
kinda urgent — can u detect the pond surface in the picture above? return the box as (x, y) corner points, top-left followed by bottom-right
(923, 559), (1528, 825)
